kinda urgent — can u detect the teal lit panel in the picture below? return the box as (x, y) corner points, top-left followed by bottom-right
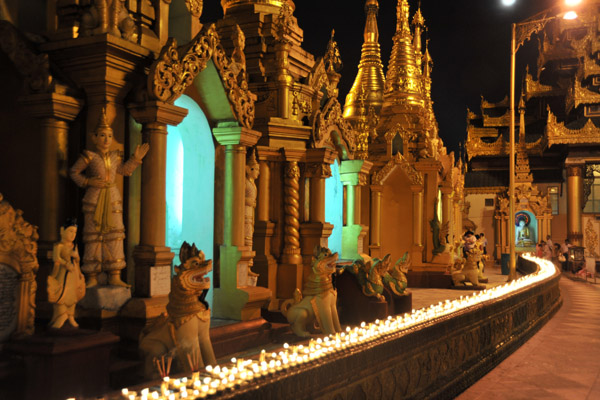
(325, 159), (343, 255)
(167, 95), (215, 307)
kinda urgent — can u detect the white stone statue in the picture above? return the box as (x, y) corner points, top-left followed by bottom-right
(70, 108), (149, 288)
(47, 219), (85, 329)
(244, 149), (259, 286)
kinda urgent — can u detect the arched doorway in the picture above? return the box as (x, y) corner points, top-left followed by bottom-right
(326, 159), (343, 255)
(166, 95), (215, 306)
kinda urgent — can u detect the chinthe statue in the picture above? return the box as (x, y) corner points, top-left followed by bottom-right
(69, 108), (149, 288)
(139, 242), (216, 379)
(283, 245), (341, 337)
(47, 219), (86, 329)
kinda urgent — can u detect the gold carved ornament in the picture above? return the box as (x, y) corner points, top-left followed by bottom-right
(147, 24), (256, 129)
(312, 97), (356, 155)
(304, 163), (332, 179)
(583, 164), (600, 209)
(0, 193), (39, 337)
(546, 106), (600, 146)
(372, 152), (423, 186)
(585, 219), (599, 259)
(566, 78), (600, 113)
(185, 0), (203, 17)
(0, 21), (52, 93)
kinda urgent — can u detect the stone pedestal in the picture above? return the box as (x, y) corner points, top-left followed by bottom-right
(79, 285), (132, 311)
(7, 330), (118, 400)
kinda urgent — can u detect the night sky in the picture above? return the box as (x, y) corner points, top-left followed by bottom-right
(201, 0), (559, 156)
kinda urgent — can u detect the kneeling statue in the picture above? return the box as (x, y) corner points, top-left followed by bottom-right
(284, 245), (341, 337)
(139, 242), (216, 378)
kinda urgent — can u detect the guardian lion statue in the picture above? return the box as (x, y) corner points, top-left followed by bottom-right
(451, 243), (486, 290)
(139, 242), (216, 378)
(284, 245), (341, 337)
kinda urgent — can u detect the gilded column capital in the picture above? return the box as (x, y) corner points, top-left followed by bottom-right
(212, 123), (261, 147)
(304, 163), (332, 179)
(566, 164), (584, 177)
(410, 184), (424, 193)
(19, 92), (84, 121)
(128, 101), (189, 127)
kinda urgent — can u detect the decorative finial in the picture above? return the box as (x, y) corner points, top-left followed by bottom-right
(324, 29), (343, 73)
(247, 147), (258, 167)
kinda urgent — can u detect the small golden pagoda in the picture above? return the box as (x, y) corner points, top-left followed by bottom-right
(342, 0), (465, 287)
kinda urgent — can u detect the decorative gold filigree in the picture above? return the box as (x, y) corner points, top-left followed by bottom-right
(304, 163), (332, 179)
(0, 193), (39, 337)
(185, 0), (203, 17)
(566, 78), (600, 113)
(372, 152), (423, 186)
(546, 106), (600, 146)
(0, 21), (52, 93)
(148, 24), (256, 129)
(312, 97), (356, 155)
(585, 218), (599, 258)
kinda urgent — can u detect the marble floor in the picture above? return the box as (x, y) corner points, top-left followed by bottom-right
(457, 274), (600, 400)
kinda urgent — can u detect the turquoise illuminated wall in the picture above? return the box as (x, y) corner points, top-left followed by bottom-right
(166, 95), (215, 306)
(325, 159), (343, 255)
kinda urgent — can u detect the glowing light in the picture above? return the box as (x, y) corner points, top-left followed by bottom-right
(563, 11), (578, 19)
(120, 255), (557, 399)
(501, 0), (516, 6)
(565, 0), (582, 6)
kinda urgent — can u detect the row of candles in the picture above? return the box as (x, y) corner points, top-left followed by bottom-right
(116, 255), (555, 400)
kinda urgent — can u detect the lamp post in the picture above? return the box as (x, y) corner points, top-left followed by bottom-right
(508, 3), (580, 280)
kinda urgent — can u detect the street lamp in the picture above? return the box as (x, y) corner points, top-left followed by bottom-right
(508, 2), (580, 281)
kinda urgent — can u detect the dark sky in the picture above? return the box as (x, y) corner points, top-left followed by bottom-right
(201, 0), (558, 155)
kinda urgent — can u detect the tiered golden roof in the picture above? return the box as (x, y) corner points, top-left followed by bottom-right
(342, 0), (385, 123)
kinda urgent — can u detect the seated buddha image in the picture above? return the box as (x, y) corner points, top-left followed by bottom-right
(515, 218), (534, 247)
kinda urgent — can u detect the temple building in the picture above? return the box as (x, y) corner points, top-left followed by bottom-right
(465, 2), (600, 264)
(7, 1), (577, 399)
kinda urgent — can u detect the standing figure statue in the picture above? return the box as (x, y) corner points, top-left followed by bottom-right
(70, 108), (149, 288)
(244, 149), (260, 286)
(47, 219), (86, 329)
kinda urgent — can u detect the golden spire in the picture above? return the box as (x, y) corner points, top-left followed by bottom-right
(382, 0), (424, 108)
(412, 4), (425, 68)
(343, 0), (385, 123)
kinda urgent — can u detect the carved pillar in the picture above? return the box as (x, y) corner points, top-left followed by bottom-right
(415, 160), (442, 263)
(19, 93), (83, 245)
(128, 101), (188, 298)
(411, 184), (424, 265)
(369, 185), (383, 258)
(440, 185), (453, 246)
(254, 147), (278, 310)
(567, 163), (584, 246)
(212, 125), (271, 321)
(277, 148), (305, 300)
(282, 160), (302, 264)
(340, 160), (372, 261)
(300, 151), (335, 283)
(19, 93), (83, 306)
(275, 42), (293, 120)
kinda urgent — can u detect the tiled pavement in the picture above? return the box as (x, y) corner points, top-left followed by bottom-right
(457, 274), (600, 400)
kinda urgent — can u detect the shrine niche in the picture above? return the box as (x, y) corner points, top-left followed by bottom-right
(0, 193), (39, 340)
(371, 153), (423, 262)
(495, 184), (553, 256)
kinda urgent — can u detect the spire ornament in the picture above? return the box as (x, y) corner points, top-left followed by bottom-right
(342, 0), (385, 122)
